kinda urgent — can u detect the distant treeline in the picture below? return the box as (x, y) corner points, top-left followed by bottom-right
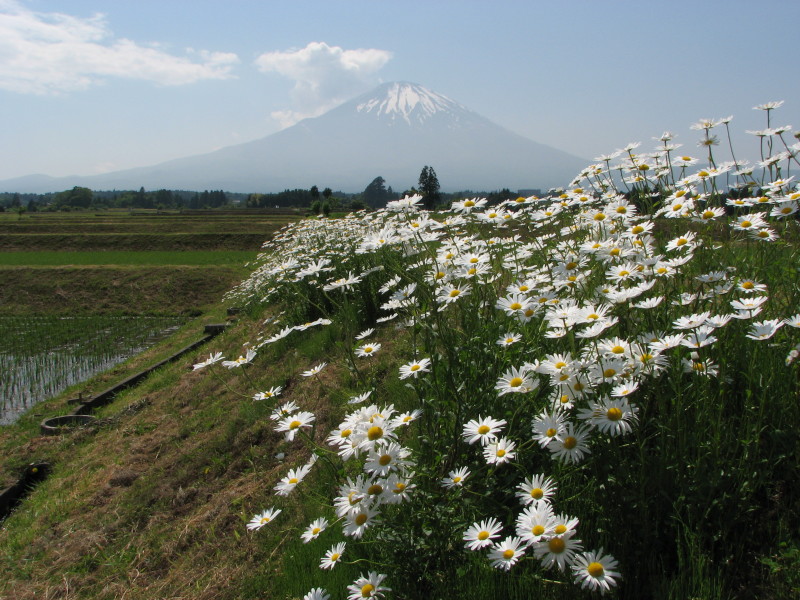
(0, 181), (541, 213)
(0, 186), (360, 212)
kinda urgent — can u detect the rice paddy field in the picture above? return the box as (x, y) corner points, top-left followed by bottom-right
(0, 209), (293, 423)
(1, 113), (800, 600)
(0, 315), (184, 424)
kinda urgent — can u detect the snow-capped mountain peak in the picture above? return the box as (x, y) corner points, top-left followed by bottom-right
(355, 82), (464, 124)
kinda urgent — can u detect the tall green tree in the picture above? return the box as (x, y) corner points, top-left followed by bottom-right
(418, 166), (441, 210)
(56, 186), (93, 209)
(363, 176), (390, 208)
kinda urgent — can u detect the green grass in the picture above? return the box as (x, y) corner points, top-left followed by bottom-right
(0, 250), (260, 266)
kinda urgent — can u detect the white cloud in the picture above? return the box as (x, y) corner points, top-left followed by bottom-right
(255, 41), (392, 127)
(0, 1), (238, 94)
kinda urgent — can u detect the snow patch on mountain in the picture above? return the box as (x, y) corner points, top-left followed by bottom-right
(356, 82), (464, 124)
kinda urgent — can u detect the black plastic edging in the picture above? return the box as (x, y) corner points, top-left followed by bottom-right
(68, 324), (227, 417)
(0, 463), (51, 522)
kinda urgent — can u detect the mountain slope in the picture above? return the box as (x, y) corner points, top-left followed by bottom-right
(2, 82), (588, 193)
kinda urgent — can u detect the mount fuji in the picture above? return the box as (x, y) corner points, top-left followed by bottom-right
(2, 82), (588, 194)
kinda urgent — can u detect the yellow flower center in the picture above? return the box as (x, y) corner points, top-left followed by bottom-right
(509, 302), (522, 310)
(449, 289), (461, 298)
(260, 517), (270, 524)
(368, 484), (383, 495)
(361, 583), (375, 597)
(364, 346), (373, 353)
(503, 549), (515, 559)
(519, 285), (529, 292)
(452, 476), (462, 483)
(758, 230), (769, 238)
(477, 530), (490, 541)
(566, 261), (578, 270)
(545, 428), (557, 437)
(378, 454), (392, 466)
(367, 426), (383, 440)
(563, 436), (577, 450)
(524, 309), (535, 317)
(618, 270), (630, 277)
(555, 361), (567, 369)
(393, 482), (406, 493)
(560, 395), (570, 404)
(509, 377), (524, 388)
(603, 368), (617, 378)
(530, 487), (544, 499)
(464, 200), (475, 207)
(532, 525), (545, 536)
(548, 537), (566, 554)
(478, 425), (491, 434)
(341, 429), (352, 438)
(497, 449), (506, 457)
(410, 364), (421, 371)
(288, 477), (299, 484)
(289, 420), (301, 430)
(554, 524), (567, 535)
(611, 345), (625, 354)
(355, 513), (368, 526)
(435, 271), (445, 279)
(588, 561), (605, 577)
(632, 225), (644, 234)
(330, 552), (340, 562)
(677, 238), (688, 246)
(702, 210), (715, 219)
(312, 527), (321, 534)
(594, 212), (606, 221)
(574, 382), (585, 391)
(469, 257), (479, 264)
(741, 220), (752, 228)
(468, 267), (477, 275)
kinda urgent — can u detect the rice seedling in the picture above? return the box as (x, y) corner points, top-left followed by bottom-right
(196, 103), (800, 599)
(0, 315), (184, 424)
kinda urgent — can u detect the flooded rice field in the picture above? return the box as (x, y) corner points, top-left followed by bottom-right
(0, 315), (184, 424)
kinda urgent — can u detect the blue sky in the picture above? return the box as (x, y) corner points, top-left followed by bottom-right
(1, 0), (798, 184)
